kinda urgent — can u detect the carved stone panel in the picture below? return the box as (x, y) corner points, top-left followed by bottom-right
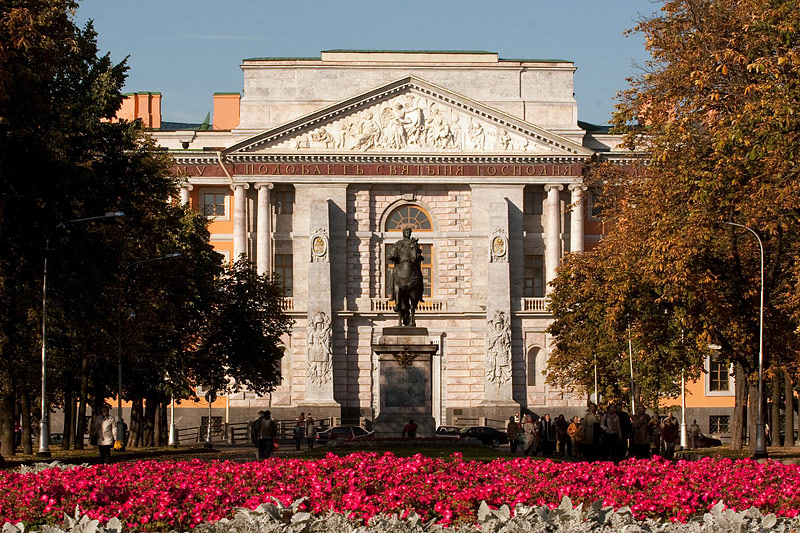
(272, 93), (553, 153)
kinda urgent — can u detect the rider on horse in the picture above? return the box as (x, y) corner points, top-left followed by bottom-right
(388, 227), (425, 326)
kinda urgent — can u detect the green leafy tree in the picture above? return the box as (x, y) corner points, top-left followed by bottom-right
(195, 259), (293, 397)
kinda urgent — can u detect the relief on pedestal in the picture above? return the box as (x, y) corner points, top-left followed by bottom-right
(485, 310), (512, 386)
(307, 311), (332, 385)
(275, 93), (552, 153)
(489, 229), (508, 263)
(310, 228), (328, 262)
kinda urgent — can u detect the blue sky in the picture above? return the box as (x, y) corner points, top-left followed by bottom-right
(76, 0), (655, 125)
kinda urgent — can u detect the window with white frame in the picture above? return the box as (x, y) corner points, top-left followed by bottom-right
(202, 191), (227, 217)
(705, 356), (734, 395)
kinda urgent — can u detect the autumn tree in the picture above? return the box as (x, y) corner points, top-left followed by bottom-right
(548, 0), (800, 450)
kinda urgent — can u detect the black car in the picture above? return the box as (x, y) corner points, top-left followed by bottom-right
(460, 426), (509, 447)
(316, 425), (374, 445)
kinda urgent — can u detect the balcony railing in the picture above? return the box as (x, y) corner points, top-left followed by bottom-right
(521, 297), (548, 313)
(280, 297), (294, 311)
(370, 298), (448, 312)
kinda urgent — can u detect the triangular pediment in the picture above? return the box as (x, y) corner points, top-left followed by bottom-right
(225, 76), (592, 158)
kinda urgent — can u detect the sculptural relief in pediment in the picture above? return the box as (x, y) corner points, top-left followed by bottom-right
(272, 93), (552, 153)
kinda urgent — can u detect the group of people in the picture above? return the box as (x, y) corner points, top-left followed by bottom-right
(507, 403), (694, 462)
(292, 412), (318, 450)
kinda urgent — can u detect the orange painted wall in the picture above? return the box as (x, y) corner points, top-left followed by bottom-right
(213, 93), (240, 130)
(112, 92), (161, 128)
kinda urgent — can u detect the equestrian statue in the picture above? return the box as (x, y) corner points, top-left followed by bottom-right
(388, 227), (425, 326)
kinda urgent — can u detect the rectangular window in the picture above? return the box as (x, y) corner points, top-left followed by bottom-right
(200, 416), (224, 437)
(524, 188), (543, 215)
(385, 244), (432, 298)
(589, 191), (603, 219)
(203, 192), (226, 216)
(523, 255), (545, 297)
(709, 415), (730, 434)
(274, 254), (293, 297)
(709, 359), (730, 391)
(273, 190), (294, 214)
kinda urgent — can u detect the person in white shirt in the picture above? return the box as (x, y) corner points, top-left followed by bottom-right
(94, 405), (118, 464)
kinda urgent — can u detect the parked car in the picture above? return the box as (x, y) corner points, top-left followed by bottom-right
(434, 426), (461, 440)
(460, 426), (508, 447)
(316, 425), (374, 445)
(49, 433), (64, 445)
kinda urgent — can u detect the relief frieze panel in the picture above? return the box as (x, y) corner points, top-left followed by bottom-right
(271, 93), (552, 153)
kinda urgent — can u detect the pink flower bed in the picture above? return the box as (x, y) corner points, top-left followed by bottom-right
(1, 454), (799, 530)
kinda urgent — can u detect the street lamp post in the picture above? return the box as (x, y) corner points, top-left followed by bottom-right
(38, 211), (124, 457)
(680, 369), (689, 448)
(725, 221), (767, 459)
(117, 253), (181, 448)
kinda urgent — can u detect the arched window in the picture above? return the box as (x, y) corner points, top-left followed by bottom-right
(384, 204), (433, 298)
(385, 204), (432, 231)
(527, 347), (540, 386)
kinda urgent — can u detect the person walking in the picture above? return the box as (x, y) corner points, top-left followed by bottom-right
(94, 405), (118, 464)
(294, 412), (306, 451)
(662, 417), (678, 458)
(507, 416), (520, 453)
(540, 414), (556, 456)
(306, 414), (317, 449)
(254, 410), (278, 459)
(567, 416), (582, 459)
(522, 415), (538, 456)
(555, 414), (569, 457)
(631, 405), (652, 459)
(402, 419), (418, 438)
(582, 404), (600, 461)
(600, 404), (624, 462)
(689, 419), (701, 449)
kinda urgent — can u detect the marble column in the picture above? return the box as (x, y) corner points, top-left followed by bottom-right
(231, 183), (249, 262)
(255, 183), (273, 275)
(544, 183), (563, 292)
(179, 184), (193, 206)
(568, 184), (586, 254)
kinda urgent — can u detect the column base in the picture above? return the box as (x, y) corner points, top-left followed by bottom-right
(36, 450), (52, 458)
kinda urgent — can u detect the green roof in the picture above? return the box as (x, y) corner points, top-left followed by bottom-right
(578, 120), (611, 133)
(244, 56), (320, 61)
(321, 49), (496, 54)
(499, 58), (572, 63)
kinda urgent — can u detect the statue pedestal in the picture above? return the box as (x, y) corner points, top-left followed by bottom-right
(372, 327), (438, 438)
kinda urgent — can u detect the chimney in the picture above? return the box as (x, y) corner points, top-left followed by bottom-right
(112, 92), (161, 128)
(213, 92), (240, 130)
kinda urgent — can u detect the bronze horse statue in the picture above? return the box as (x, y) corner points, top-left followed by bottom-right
(388, 227), (424, 326)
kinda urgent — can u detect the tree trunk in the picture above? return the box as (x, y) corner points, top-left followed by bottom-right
(130, 397), (143, 448)
(74, 353), (89, 450)
(153, 402), (162, 447)
(69, 396), (78, 450)
(20, 388), (33, 455)
(160, 402), (168, 446)
(731, 362), (749, 450)
(772, 370), (782, 446)
(143, 398), (156, 447)
(60, 387), (72, 450)
(787, 371), (796, 447)
(748, 381), (759, 453)
(0, 368), (15, 458)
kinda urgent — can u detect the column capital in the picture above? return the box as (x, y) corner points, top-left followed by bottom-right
(179, 182), (194, 191)
(254, 182), (274, 190)
(567, 183), (587, 192)
(230, 182), (251, 191)
(544, 183), (564, 193)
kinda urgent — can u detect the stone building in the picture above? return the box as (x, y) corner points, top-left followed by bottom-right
(136, 50), (735, 434)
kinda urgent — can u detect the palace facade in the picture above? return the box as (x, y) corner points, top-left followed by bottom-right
(124, 50), (736, 435)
